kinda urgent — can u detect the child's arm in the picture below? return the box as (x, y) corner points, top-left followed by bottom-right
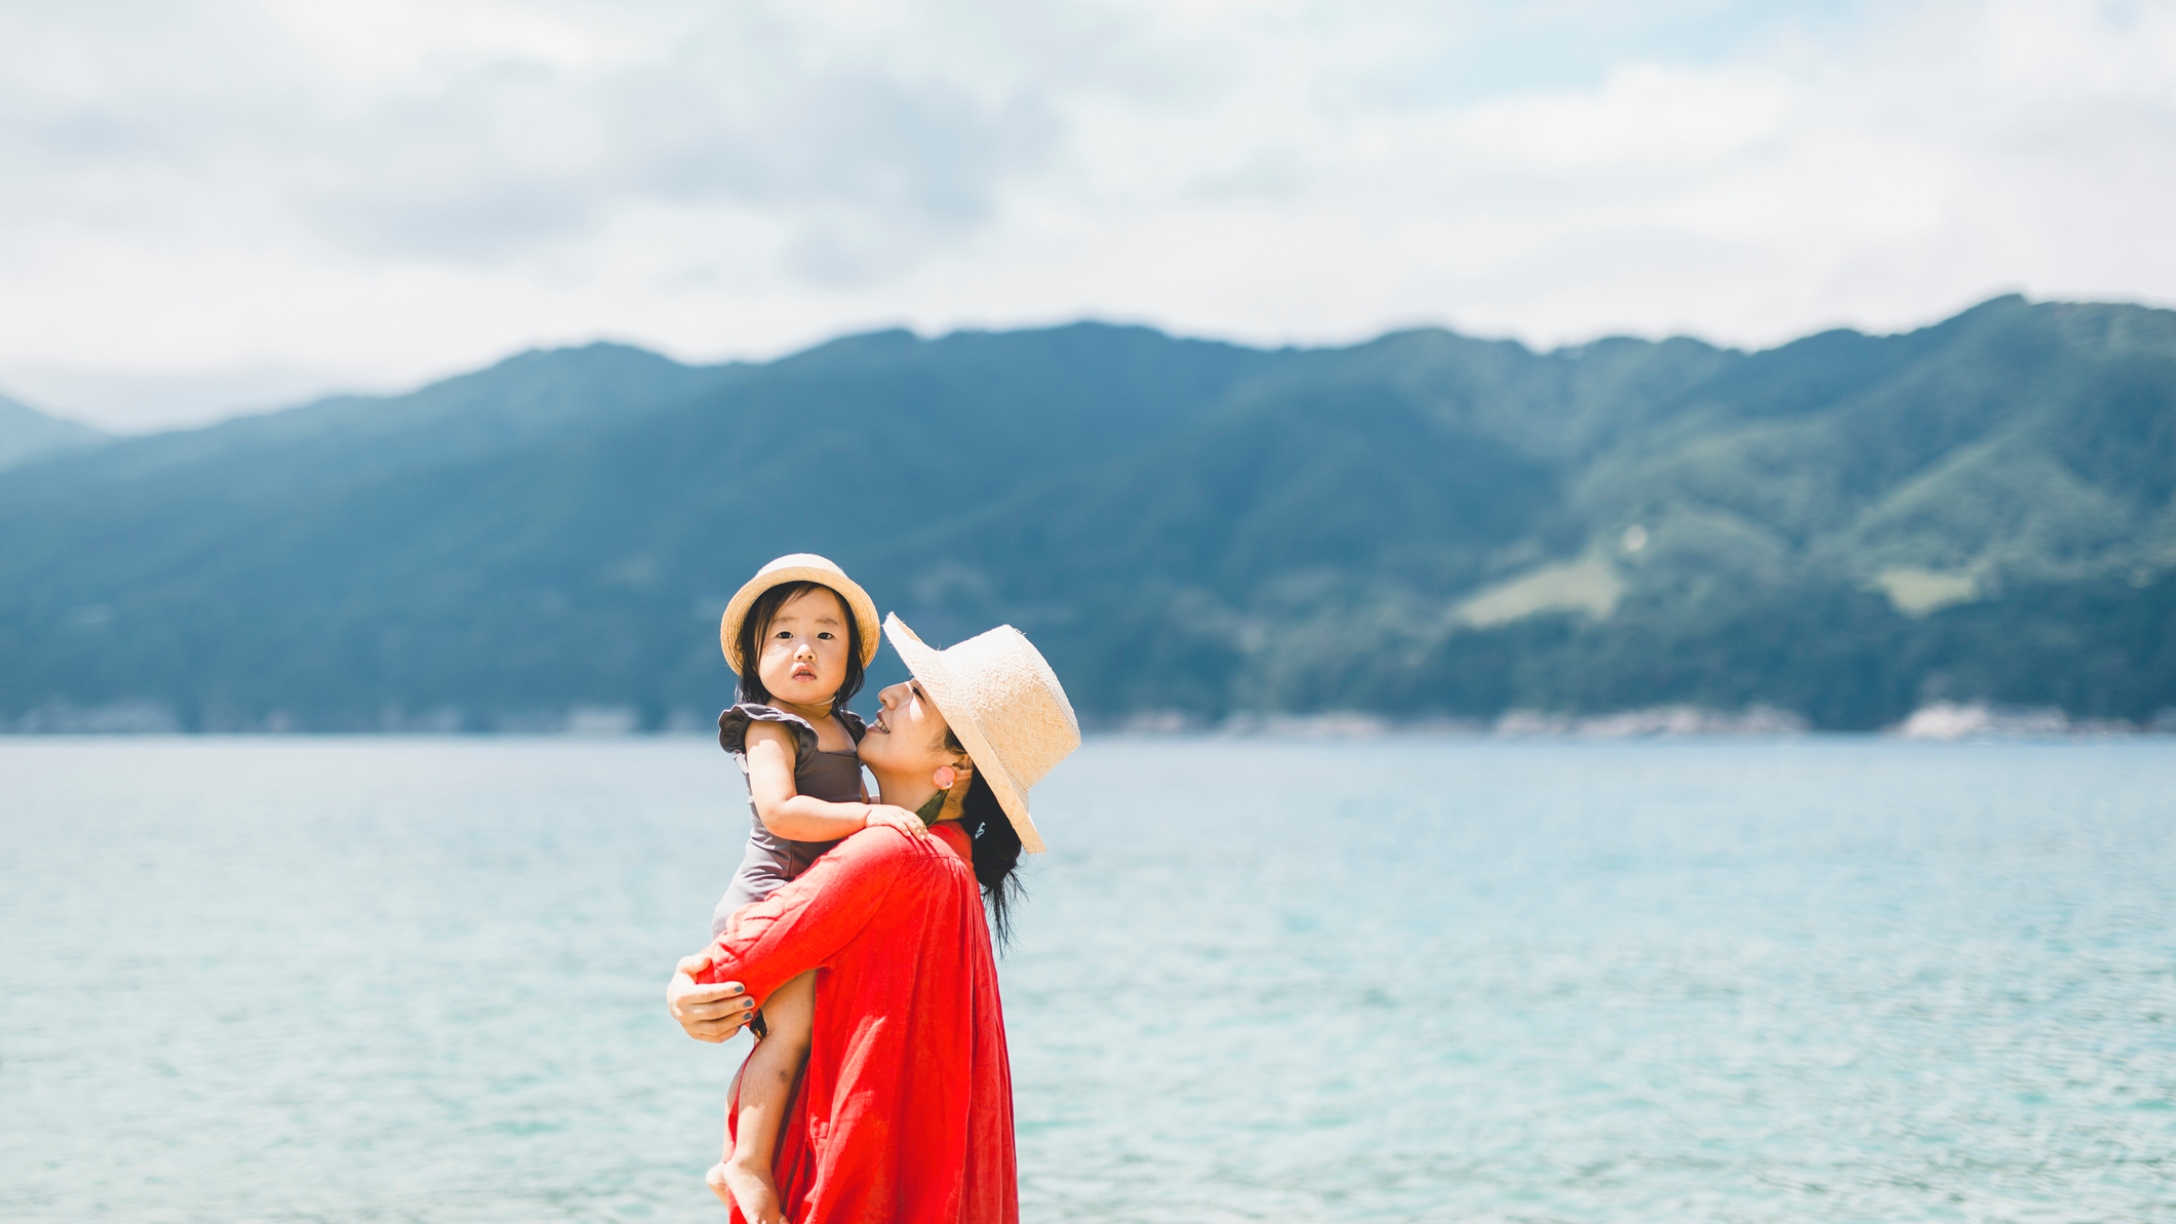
(743, 721), (928, 841)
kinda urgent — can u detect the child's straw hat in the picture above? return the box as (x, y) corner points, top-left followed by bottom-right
(882, 613), (1080, 854)
(719, 554), (882, 674)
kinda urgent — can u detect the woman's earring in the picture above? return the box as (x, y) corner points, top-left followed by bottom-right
(933, 766), (957, 790)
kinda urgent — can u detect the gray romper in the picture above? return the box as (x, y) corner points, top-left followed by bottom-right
(711, 702), (869, 937)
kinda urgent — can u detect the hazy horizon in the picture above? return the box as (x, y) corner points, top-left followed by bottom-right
(9, 289), (2162, 436)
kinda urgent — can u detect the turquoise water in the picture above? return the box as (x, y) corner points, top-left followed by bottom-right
(2, 737), (2172, 1222)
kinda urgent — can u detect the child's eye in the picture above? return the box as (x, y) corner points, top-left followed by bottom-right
(773, 630), (791, 639)
(817, 631), (835, 640)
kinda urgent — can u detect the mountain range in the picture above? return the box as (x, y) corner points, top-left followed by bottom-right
(3, 293), (2172, 733)
(0, 392), (105, 471)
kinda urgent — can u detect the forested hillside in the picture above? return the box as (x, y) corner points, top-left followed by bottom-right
(4, 295), (2172, 731)
(0, 393), (105, 471)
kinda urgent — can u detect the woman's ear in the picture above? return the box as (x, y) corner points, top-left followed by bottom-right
(935, 760), (973, 824)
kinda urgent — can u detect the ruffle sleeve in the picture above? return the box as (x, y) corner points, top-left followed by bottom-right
(717, 703), (868, 757)
(718, 703), (820, 759)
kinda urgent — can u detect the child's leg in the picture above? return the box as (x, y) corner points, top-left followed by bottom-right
(704, 1059), (749, 1207)
(709, 970), (814, 1223)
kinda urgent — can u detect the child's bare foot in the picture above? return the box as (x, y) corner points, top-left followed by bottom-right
(711, 1156), (788, 1223)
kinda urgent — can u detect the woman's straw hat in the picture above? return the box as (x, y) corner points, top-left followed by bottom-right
(883, 613), (1080, 854)
(719, 554), (882, 674)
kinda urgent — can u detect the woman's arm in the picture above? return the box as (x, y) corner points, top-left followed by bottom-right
(744, 721), (926, 841)
(667, 954), (755, 1043)
(692, 828), (912, 1005)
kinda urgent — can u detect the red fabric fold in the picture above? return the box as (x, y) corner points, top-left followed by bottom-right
(698, 822), (1017, 1224)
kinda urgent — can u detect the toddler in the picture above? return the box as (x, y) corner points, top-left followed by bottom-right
(705, 554), (927, 1223)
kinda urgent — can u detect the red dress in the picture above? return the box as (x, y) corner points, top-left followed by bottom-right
(697, 822), (1018, 1224)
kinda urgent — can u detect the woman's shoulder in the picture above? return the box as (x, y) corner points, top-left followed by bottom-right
(718, 703), (821, 757)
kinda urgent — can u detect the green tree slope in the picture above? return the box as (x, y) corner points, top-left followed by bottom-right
(2, 298), (2171, 730)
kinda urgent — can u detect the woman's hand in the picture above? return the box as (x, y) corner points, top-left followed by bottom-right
(667, 953), (756, 1042)
(862, 803), (933, 838)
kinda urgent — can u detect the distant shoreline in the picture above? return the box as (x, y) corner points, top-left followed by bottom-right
(7, 700), (2171, 742)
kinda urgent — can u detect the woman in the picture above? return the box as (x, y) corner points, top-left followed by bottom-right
(667, 613), (1080, 1224)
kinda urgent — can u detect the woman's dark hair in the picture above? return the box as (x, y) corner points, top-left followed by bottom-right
(944, 728), (1025, 947)
(732, 581), (865, 714)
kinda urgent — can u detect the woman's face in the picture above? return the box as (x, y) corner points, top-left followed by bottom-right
(859, 679), (958, 776)
(753, 586), (852, 709)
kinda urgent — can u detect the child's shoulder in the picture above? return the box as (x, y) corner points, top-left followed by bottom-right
(717, 703), (867, 756)
(718, 703), (816, 758)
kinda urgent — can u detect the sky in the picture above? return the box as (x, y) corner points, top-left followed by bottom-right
(3, 0), (2174, 432)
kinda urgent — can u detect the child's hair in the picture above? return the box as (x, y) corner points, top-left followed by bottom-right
(732, 580), (866, 714)
(943, 726), (1025, 947)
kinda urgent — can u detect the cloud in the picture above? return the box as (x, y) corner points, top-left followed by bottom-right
(1, 0), (2174, 430)
(1, 3), (1057, 271)
(290, 21), (1059, 278)
(1451, 64), (1793, 170)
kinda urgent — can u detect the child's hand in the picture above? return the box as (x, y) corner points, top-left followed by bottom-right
(862, 804), (933, 838)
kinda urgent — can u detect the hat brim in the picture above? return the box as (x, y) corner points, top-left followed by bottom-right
(720, 564), (882, 674)
(883, 614), (1047, 854)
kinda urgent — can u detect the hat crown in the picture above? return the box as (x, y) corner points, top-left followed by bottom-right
(760, 552), (841, 578)
(940, 626), (1080, 788)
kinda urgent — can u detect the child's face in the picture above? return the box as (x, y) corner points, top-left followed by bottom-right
(754, 586), (851, 710)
